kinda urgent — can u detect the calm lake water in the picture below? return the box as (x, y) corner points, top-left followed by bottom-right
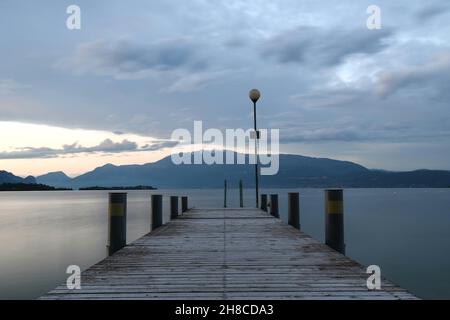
(0, 188), (449, 299)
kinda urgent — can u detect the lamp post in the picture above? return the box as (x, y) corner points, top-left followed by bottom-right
(249, 89), (261, 208)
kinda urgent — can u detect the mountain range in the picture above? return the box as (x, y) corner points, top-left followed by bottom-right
(34, 153), (450, 188)
(2, 153), (450, 188)
(0, 170), (36, 185)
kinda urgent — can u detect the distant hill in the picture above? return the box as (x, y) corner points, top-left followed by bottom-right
(36, 171), (72, 188)
(0, 170), (36, 184)
(31, 152), (450, 188)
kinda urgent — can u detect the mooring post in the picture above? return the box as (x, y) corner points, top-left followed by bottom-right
(182, 196), (188, 213)
(288, 192), (300, 230)
(261, 194), (268, 212)
(108, 192), (127, 255)
(151, 194), (163, 231)
(325, 189), (345, 254)
(239, 180), (243, 208)
(224, 179), (227, 208)
(270, 194), (279, 218)
(170, 196), (179, 220)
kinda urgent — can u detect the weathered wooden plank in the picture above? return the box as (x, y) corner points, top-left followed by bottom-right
(41, 208), (417, 300)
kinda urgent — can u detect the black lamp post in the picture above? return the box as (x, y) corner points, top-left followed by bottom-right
(249, 89), (261, 208)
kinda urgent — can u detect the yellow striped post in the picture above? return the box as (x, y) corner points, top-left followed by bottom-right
(151, 194), (163, 230)
(325, 189), (345, 254)
(108, 193), (127, 255)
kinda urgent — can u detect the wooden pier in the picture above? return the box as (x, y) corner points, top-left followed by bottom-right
(41, 208), (417, 300)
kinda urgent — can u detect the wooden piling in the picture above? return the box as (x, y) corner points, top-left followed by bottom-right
(151, 194), (163, 231)
(270, 194), (279, 218)
(108, 193), (127, 255)
(261, 194), (267, 212)
(325, 189), (345, 254)
(181, 196), (188, 213)
(239, 180), (243, 208)
(224, 179), (227, 208)
(288, 192), (300, 230)
(170, 196), (178, 220)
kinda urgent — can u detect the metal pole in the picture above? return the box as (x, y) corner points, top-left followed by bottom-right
(253, 101), (259, 208)
(325, 189), (345, 254)
(224, 179), (227, 208)
(108, 192), (127, 255)
(151, 194), (163, 231)
(288, 192), (300, 230)
(239, 180), (243, 208)
(261, 194), (268, 212)
(270, 194), (279, 218)
(170, 196), (179, 220)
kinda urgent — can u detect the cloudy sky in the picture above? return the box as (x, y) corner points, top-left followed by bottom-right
(1, 0), (449, 176)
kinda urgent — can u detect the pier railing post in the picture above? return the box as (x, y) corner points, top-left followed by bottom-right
(151, 194), (163, 231)
(224, 179), (227, 208)
(182, 196), (188, 213)
(108, 192), (127, 255)
(270, 194), (279, 218)
(288, 192), (300, 230)
(239, 180), (243, 208)
(325, 189), (345, 254)
(261, 194), (267, 212)
(170, 196), (179, 220)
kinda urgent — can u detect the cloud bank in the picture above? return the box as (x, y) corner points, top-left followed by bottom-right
(0, 139), (178, 160)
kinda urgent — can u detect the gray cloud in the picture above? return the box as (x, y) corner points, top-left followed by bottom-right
(57, 39), (206, 80)
(162, 70), (231, 93)
(0, 139), (178, 160)
(282, 127), (364, 143)
(0, 79), (28, 95)
(280, 123), (450, 144)
(376, 53), (450, 98)
(140, 140), (179, 151)
(290, 87), (363, 109)
(262, 26), (393, 67)
(416, 3), (450, 21)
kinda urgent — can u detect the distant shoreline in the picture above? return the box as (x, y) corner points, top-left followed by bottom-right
(1, 183), (449, 192)
(78, 186), (157, 191)
(0, 183), (72, 192)
(0, 183), (157, 191)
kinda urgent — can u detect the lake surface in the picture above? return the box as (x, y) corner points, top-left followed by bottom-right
(0, 188), (449, 299)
